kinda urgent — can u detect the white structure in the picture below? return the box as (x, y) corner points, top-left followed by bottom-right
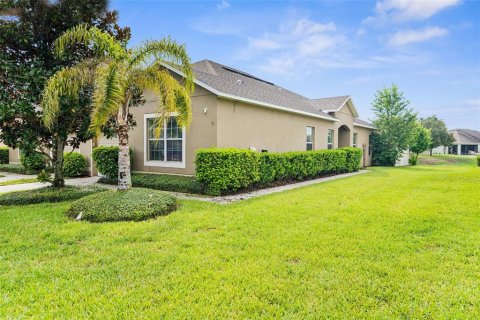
(395, 149), (410, 166)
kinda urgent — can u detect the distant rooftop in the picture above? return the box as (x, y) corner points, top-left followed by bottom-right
(450, 129), (480, 144)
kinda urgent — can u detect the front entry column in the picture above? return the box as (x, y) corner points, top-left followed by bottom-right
(457, 144), (461, 155)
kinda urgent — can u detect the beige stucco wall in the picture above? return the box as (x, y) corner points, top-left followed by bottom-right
(353, 126), (373, 167)
(0, 143), (20, 164)
(124, 85), (218, 175)
(216, 98), (336, 152)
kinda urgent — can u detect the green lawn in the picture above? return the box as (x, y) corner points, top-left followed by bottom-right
(1, 159), (479, 318)
(0, 177), (37, 186)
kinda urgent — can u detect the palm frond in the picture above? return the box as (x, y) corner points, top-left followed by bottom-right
(41, 64), (92, 129)
(128, 39), (195, 94)
(90, 61), (125, 134)
(132, 67), (192, 138)
(54, 24), (127, 61)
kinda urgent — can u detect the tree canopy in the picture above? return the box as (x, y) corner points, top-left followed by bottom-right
(420, 115), (455, 155)
(0, 0), (130, 186)
(371, 85), (417, 166)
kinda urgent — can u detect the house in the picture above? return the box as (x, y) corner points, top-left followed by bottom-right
(2, 59), (376, 176)
(448, 129), (480, 155)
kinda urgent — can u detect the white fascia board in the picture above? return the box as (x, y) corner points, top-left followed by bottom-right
(353, 123), (376, 130)
(162, 63), (338, 122)
(217, 93), (338, 122)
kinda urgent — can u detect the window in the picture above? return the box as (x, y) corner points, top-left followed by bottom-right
(353, 133), (358, 147)
(145, 115), (185, 167)
(306, 126), (314, 151)
(327, 129), (334, 149)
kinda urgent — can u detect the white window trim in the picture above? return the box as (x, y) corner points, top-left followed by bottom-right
(353, 133), (358, 148)
(144, 113), (186, 169)
(327, 129), (334, 149)
(306, 126), (314, 151)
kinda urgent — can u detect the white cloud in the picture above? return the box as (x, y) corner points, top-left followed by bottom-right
(217, 0), (230, 10)
(365, 0), (461, 24)
(244, 18), (346, 74)
(388, 27), (448, 46)
(464, 99), (480, 106)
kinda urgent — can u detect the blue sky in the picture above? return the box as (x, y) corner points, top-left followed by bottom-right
(110, 0), (480, 130)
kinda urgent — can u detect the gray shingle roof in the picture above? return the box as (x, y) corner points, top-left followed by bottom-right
(312, 96), (350, 111)
(192, 60), (336, 121)
(353, 118), (375, 129)
(450, 129), (480, 144)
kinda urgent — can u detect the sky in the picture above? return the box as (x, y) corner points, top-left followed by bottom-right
(110, 0), (480, 130)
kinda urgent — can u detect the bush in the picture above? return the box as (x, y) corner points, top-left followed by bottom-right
(92, 146), (133, 179)
(342, 147), (362, 172)
(63, 152), (87, 177)
(0, 185), (106, 206)
(0, 163), (53, 175)
(0, 147), (9, 164)
(477, 155), (480, 167)
(196, 148), (362, 195)
(67, 188), (177, 222)
(195, 148), (260, 196)
(98, 173), (204, 194)
(20, 151), (46, 171)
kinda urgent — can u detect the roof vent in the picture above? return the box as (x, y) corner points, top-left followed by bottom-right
(277, 87), (283, 91)
(236, 79), (244, 85)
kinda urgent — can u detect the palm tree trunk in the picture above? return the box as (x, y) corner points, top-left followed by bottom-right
(117, 123), (132, 190)
(52, 137), (65, 188)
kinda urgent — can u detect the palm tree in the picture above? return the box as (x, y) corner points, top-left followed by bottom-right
(42, 25), (194, 190)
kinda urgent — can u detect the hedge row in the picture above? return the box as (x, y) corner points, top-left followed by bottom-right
(92, 146), (134, 179)
(477, 155), (480, 167)
(0, 147), (8, 164)
(0, 163), (53, 175)
(196, 147), (362, 195)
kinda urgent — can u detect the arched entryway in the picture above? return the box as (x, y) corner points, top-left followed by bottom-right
(338, 125), (351, 148)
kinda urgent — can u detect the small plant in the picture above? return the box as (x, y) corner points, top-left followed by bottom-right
(63, 152), (87, 177)
(477, 155), (480, 167)
(0, 186), (106, 206)
(67, 188), (177, 222)
(0, 147), (9, 164)
(20, 151), (46, 171)
(92, 146), (133, 180)
(37, 170), (52, 184)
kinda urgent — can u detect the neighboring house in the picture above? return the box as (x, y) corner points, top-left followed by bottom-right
(448, 129), (480, 155)
(3, 59), (376, 176)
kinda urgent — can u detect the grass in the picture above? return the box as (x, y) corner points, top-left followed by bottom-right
(0, 174), (4, 177)
(418, 154), (476, 166)
(0, 161), (479, 318)
(0, 177), (37, 186)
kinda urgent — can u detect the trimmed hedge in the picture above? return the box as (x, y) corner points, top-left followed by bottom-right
(67, 188), (177, 222)
(0, 147), (9, 164)
(0, 185), (107, 206)
(196, 147), (362, 195)
(477, 155), (480, 167)
(63, 152), (87, 177)
(20, 151), (46, 171)
(99, 173), (203, 194)
(0, 163), (53, 175)
(92, 146), (133, 180)
(195, 148), (260, 196)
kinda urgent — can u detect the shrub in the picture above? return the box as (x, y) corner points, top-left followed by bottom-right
(37, 170), (52, 183)
(0, 185), (106, 206)
(477, 155), (480, 167)
(0, 147), (9, 164)
(92, 146), (133, 179)
(20, 151), (46, 171)
(67, 188), (177, 222)
(196, 148), (362, 195)
(98, 173), (204, 194)
(63, 152), (87, 177)
(0, 163), (53, 175)
(341, 147), (362, 172)
(195, 148), (260, 196)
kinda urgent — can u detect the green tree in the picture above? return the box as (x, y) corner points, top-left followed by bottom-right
(371, 85), (417, 166)
(409, 123), (432, 165)
(42, 25), (194, 190)
(0, 0), (130, 187)
(420, 115), (454, 155)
